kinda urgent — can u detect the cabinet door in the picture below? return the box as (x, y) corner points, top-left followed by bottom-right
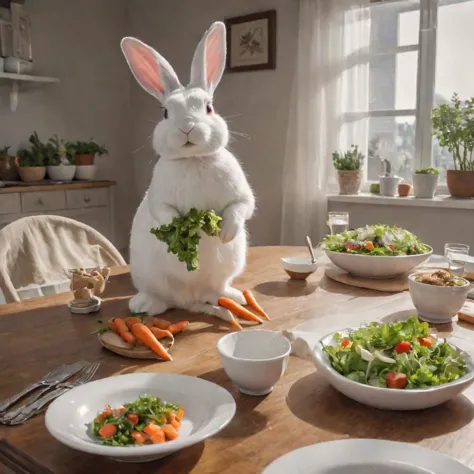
(0, 193), (21, 215)
(22, 191), (66, 212)
(66, 188), (108, 209)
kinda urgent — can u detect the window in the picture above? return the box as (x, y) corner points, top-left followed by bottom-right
(357, 0), (474, 186)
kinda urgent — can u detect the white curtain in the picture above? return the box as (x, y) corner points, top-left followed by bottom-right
(280, 0), (370, 245)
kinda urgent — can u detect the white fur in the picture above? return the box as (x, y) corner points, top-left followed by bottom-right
(122, 22), (255, 316)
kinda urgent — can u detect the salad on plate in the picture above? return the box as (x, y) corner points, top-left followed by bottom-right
(319, 224), (431, 256)
(323, 317), (467, 389)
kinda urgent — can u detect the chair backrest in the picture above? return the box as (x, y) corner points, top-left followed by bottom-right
(0, 215), (126, 303)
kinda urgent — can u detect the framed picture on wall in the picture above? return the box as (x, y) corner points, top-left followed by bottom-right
(225, 10), (276, 73)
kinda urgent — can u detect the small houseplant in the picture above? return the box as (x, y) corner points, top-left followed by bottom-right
(46, 135), (76, 181)
(332, 145), (364, 195)
(432, 93), (474, 198)
(68, 139), (108, 180)
(16, 132), (47, 182)
(0, 145), (19, 181)
(413, 167), (439, 198)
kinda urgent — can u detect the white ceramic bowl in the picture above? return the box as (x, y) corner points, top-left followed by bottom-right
(45, 373), (236, 463)
(325, 247), (432, 279)
(281, 256), (318, 280)
(217, 330), (291, 396)
(312, 328), (474, 411)
(408, 272), (470, 323)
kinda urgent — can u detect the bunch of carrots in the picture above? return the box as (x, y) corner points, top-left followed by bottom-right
(108, 317), (189, 361)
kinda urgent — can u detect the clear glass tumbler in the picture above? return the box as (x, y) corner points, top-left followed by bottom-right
(327, 212), (349, 235)
(444, 243), (470, 276)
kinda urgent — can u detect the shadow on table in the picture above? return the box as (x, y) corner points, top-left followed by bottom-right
(198, 368), (268, 439)
(286, 372), (474, 442)
(318, 275), (394, 298)
(254, 281), (318, 298)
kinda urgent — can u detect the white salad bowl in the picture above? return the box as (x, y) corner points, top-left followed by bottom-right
(325, 247), (432, 279)
(408, 272), (470, 323)
(45, 373), (236, 463)
(312, 328), (474, 411)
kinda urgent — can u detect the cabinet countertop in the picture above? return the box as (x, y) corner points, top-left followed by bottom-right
(0, 180), (116, 194)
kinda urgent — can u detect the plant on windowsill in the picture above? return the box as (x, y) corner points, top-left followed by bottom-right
(432, 93), (474, 198)
(332, 145), (364, 195)
(46, 135), (76, 181)
(68, 139), (108, 180)
(0, 145), (19, 181)
(16, 132), (47, 182)
(412, 167), (439, 199)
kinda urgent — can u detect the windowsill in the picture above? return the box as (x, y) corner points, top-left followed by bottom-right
(328, 193), (474, 210)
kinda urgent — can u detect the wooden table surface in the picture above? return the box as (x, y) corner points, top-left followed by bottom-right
(1, 246), (474, 474)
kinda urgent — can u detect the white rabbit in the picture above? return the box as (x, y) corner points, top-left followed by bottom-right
(121, 22), (255, 322)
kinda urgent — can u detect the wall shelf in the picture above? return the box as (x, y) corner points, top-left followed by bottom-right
(0, 72), (60, 111)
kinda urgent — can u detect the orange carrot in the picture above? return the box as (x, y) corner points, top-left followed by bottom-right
(150, 430), (165, 444)
(108, 318), (119, 334)
(218, 297), (263, 324)
(98, 424), (117, 438)
(127, 414), (139, 425)
(112, 407), (126, 417)
(176, 408), (185, 421)
(125, 317), (142, 330)
(95, 406), (112, 423)
(131, 431), (147, 444)
(114, 318), (136, 344)
(243, 290), (271, 321)
(149, 327), (174, 341)
(153, 318), (171, 330)
(168, 321), (189, 335)
(163, 424), (179, 441)
(131, 323), (172, 361)
(168, 412), (181, 429)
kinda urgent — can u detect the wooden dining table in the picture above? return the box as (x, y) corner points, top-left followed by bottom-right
(1, 246), (474, 474)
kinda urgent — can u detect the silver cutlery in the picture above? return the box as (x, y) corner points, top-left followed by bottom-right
(7, 362), (101, 425)
(0, 360), (88, 414)
(306, 236), (316, 263)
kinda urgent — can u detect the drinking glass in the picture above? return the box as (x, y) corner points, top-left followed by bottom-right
(444, 243), (470, 276)
(327, 212), (349, 235)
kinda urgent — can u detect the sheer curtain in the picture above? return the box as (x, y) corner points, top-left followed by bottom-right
(280, 0), (370, 245)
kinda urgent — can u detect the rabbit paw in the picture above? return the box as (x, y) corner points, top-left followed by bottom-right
(129, 292), (169, 315)
(220, 216), (243, 243)
(222, 287), (246, 305)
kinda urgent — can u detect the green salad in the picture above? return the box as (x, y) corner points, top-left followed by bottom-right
(323, 317), (467, 389)
(92, 395), (184, 446)
(151, 208), (222, 271)
(319, 224), (430, 256)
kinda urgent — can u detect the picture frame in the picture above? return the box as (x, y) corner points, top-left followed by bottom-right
(225, 10), (276, 73)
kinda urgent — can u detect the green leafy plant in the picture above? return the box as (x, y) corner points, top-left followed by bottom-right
(17, 132), (49, 167)
(0, 146), (11, 157)
(415, 167), (440, 175)
(68, 139), (108, 156)
(150, 208), (222, 271)
(432, 93), (474, 171)
(332, 145), (364, 171)
(47, 135), (75, 165)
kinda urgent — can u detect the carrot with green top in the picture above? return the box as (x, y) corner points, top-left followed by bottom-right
(98, 424), (117, 438)
(153, 318), (171, 330)
(149, 327), (174, 341)
(114, 318), (136, 344)
(218, 297), (263, 323)
(243, 290), (270, 321)
(168, 321), (189, 335)
(125, 317), (142, 330)
(163, 424), (179, 440)
(131, 323), (172, 361)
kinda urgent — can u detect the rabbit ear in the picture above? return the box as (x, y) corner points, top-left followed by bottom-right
(121, 37), (182, 102)
(190, 22), (226, 94)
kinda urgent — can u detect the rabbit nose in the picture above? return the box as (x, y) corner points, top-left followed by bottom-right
(179, 123), (195, 135)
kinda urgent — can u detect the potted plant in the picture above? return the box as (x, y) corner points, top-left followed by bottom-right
(68, 139), (108, 180)
(398, 182), (411, 197)
(332, 145), (364, 195)
(0, 145), (19, 181)
(412, 167), (439, 198)
(46, 135), (76, 181)
(432, 93), (474, 198)
(16, 132), (48, 182)
(378, 160), (401, 197)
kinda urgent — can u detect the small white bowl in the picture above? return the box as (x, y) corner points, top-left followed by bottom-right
(217, 330), (291, 396)
(313, 328), (474, 411)
(408, 272), (470, 323)
(281, 256), (318, 280)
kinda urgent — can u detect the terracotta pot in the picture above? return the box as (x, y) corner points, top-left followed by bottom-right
(18, 166), (46, 182)
(337, 170), (361, 195)
(398, 183), (411, 197)
(446, 170), (474, 198)
(0, 156), (19, 181)
(75, 153), (95, 166)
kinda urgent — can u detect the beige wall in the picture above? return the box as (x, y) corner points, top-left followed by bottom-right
(127, 0), (299, 245)
(0, 0), (138, 251)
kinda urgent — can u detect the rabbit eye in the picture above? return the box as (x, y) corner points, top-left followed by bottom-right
(163, 108), (169, 119)
(206, 104), (213, 114)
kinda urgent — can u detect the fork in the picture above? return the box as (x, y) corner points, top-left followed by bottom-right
(7, 362), (101, 426)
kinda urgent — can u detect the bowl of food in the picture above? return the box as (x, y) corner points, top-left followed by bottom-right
(281, 257), (318, 280)
(45, 373), (236, 463)
(312, 316), (474, 410)
(408, 270), (470, 323)
(319, 224), (432, 279)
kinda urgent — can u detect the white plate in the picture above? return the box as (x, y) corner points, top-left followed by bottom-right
(45, 373), (236, 463)
(263, 439), (474, 474)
